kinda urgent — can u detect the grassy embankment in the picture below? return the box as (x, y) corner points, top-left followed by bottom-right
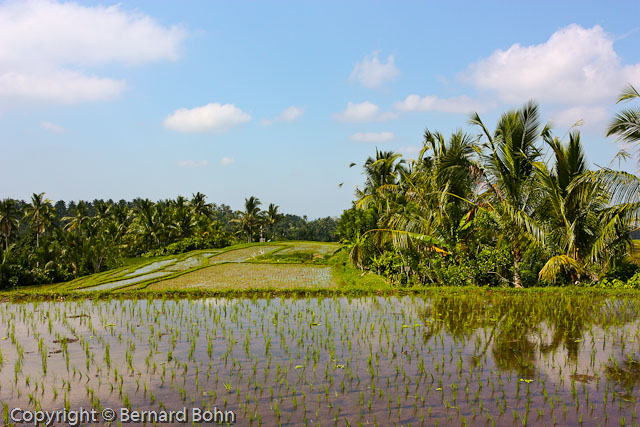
(2, 240), (640, 301)
(1, 241), (393, 301)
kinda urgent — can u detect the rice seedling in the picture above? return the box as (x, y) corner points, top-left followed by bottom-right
(0, 290), (638, 425)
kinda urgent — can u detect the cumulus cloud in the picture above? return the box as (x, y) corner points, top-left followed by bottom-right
(177, 160), (208, 167)
(332, 101), (397, 123)
(219, 157), (235, 166)
(350, 51), (399, 89)
(1, 70), (125, 104)
(262, 105), (305, 125)
(552, 106), (610, 131)
(41, 121), (65, 133)
(394, 94), (487, 114)
(397, 146), (421, 158)
(0, 0), (186, 106)
(164, 103), (251, 133)
(350, 132), (394, 143)
(466, 24), (640, 105)
(277, 106), (304, 121)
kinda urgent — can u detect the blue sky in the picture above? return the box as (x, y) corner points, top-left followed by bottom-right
(1, 1), (639, 217)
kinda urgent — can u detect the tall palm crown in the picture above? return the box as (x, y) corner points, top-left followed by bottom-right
(132, 199), (163, 248)
(357, 149), (407, 215)
(63, 201), (90, 234)
(607, 84), (640, 146)
(23, 192), (53, 248)
(190, 192), (211, 218)
(535, 132), (609, 281)
(266, 203), (284, 239)
(234, 196), (263, 243)
(472, 101), (543, 208)
(383, 129), (478, 251)
(471, 101), (545, 287)
(0, 199), (21, 251)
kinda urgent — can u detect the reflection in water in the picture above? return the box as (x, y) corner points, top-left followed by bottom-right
(420, 292), (640, 393)
(0, 293), (638, 426)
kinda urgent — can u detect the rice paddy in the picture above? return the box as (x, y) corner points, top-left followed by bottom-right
(275, 242), (339, 256)
(1, 292), (639, 426)
(39, 242), (337, 293)
(148, 264), (335, 290)
(3, 242), (639, 425)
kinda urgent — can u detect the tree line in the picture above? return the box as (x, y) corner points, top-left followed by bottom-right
(337, 85), (640, 287)
(0, 193), (337, 288)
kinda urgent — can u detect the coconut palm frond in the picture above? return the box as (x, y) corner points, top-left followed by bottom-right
(539, 255), (584, 282)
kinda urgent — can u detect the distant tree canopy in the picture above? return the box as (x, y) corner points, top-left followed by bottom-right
(0, 194), (337, 288)
(337, 89), (640, 287)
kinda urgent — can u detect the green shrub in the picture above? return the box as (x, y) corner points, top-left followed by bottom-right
(604, 258), (640, 281)
(595, 271), (640, 289)
(143, 234), (233, 257)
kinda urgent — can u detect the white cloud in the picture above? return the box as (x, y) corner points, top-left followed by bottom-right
(1, 70), (125, 104)
(552, 106), (609, 131)
(350, 51), (399, 89)
(220, 157), (235, 166)
(332, 101), (397, 123)
(398, 146), (421, 158)
(0, 0), (186, 106)
(466, 24), (640, 105)
(394, 94), (487, 114)
(276, 106), (304, 121)
(262, 105), (305, 125)
(41, 121), (65, 133)
(177, 160), (208, 167)
(164, 103), (251, 133)
(350, 132), (394, 143)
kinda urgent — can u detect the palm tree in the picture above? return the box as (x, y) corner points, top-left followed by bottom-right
(233, 197), (263, 243)
(470, 101), (546, 287)
(535, 131), (610, 281)
(190, 192), (211, 218)
(131, 199), (163, 250)
(265, 203), (284, 239)
(341, 232), (367, 271)
(190, 192), (214, 237)
(24, 192), (53, 248)
(0, 199), (20, 251)
(63, 201), (90, 235)
(357, 149), (407, 216)
(607, 84), (640, 146)
(170, 205), (195, 239)
(383, 129), (477, 252)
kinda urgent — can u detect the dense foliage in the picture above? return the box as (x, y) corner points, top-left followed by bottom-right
(338, 89), (640, 287)
(0, 193), (337, 288)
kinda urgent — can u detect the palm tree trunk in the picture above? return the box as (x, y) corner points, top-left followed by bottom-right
(513, 250), (523, 288)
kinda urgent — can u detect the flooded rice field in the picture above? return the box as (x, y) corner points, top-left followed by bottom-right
(1, 292), (639, 426)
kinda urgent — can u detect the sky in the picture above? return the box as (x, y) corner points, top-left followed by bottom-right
(1, 0), (640, 218)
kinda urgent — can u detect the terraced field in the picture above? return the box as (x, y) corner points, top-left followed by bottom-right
(276, 241), (339, 255)
(148, 263), (335, 290)
(47, 242), (341, 292)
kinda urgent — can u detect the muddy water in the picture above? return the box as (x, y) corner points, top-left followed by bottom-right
(0, 294), (638, 426)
